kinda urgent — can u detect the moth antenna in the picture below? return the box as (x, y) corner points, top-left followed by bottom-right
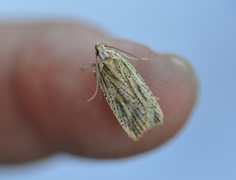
(105, 45), (146, 61)
(87, 57), (100, 102)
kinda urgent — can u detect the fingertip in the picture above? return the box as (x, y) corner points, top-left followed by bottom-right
(78, 39), (198, 157)
(1, 21), (198, 162)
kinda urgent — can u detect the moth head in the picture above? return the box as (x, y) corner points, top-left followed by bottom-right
(95, 42), (107, 56)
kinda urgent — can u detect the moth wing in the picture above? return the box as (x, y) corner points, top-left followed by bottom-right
(97, 56), (163, 141)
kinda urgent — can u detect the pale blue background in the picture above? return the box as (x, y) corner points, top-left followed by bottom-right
(0, 0), (236, 179)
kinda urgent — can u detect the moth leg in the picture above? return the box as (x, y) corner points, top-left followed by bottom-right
(81, 63), (96, 70)
(92, 70), (103, 102)
(155, 97), (160, 101)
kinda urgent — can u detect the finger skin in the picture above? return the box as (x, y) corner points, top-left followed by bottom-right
(0, 21), (198, 163)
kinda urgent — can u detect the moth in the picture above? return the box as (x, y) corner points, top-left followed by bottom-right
(85, 42), (164, 141)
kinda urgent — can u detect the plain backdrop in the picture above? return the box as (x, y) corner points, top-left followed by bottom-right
(0, 0), (236, 180)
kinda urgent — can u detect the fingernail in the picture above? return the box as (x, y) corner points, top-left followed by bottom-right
(169, 54), (199, 99)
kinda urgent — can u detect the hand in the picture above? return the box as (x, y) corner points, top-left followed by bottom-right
(0, 20), (198, 163)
